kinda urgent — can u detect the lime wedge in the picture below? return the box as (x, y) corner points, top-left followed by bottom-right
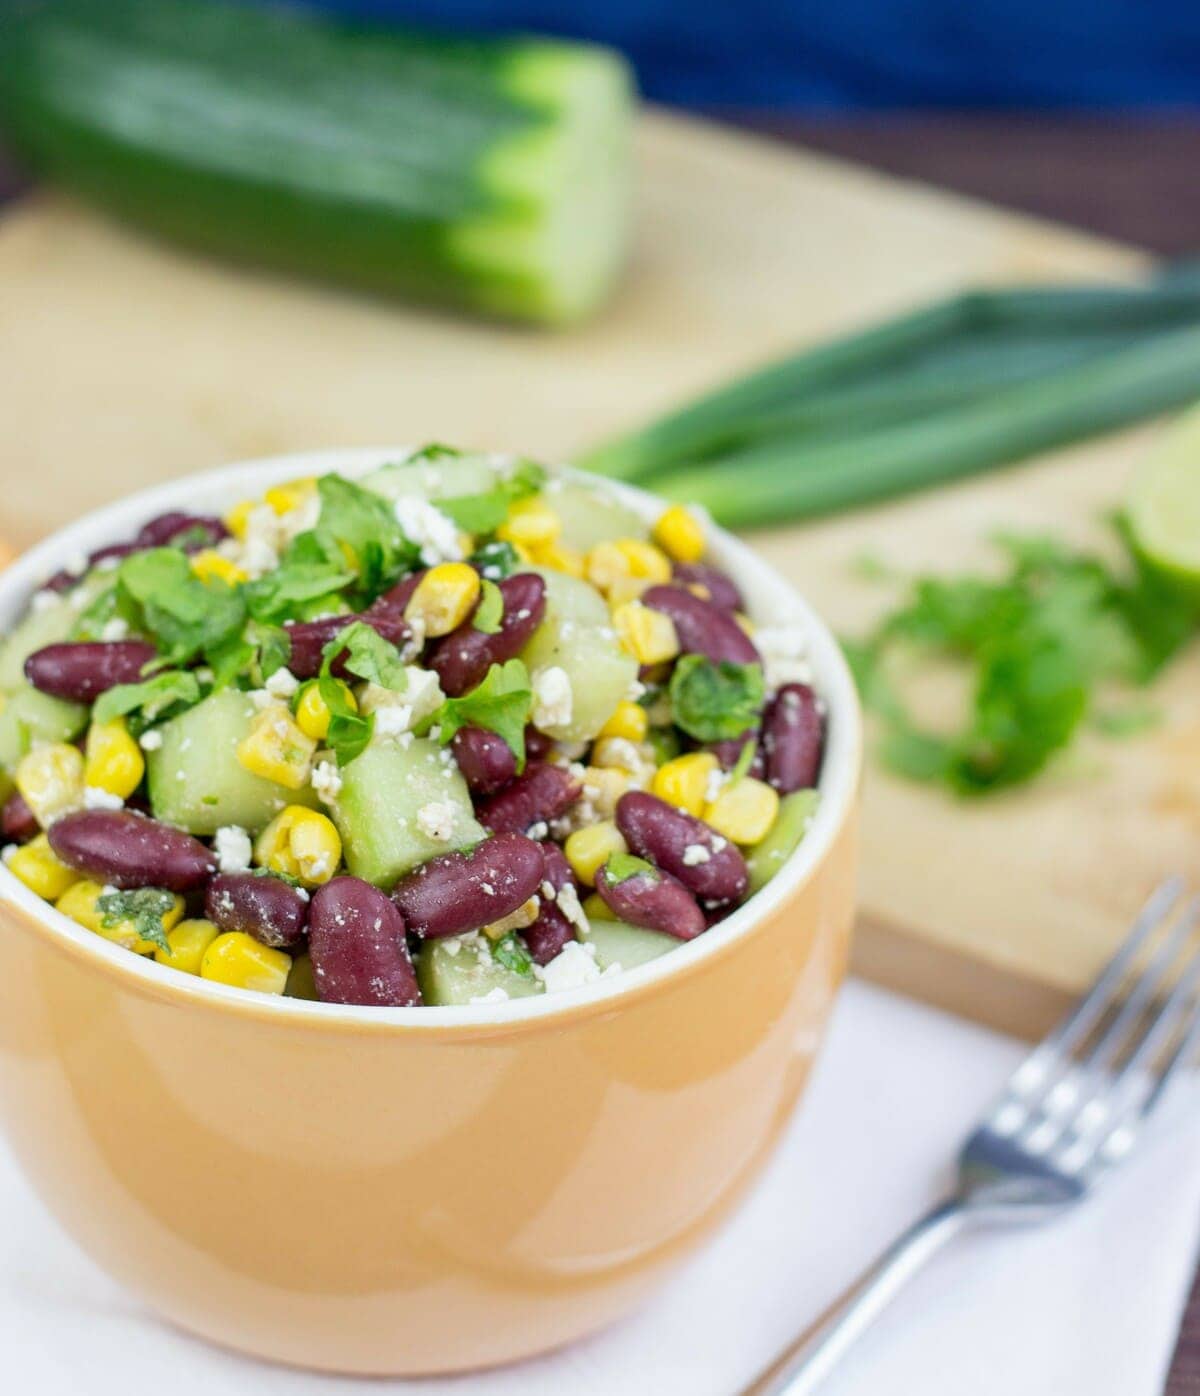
(1129, 401), (1200, 596)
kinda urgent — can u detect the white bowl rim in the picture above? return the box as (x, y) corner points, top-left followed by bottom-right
(0, 447), (861, 1034)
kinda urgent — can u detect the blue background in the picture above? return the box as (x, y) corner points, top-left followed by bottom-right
(295, 0), (1200, 108)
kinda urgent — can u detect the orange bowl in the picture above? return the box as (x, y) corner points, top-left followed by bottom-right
(0, 451), (860, 1375)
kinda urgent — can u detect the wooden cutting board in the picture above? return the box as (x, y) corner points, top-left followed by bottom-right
(2, 108), (1190, 1038)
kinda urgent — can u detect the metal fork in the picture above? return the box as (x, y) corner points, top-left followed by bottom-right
(743, 876), (1200, 1396)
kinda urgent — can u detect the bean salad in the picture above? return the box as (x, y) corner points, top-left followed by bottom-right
(0, 451), (825, 1007)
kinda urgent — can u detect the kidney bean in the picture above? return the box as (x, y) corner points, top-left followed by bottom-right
(524, 841), (576, 965)
(135, 511), (228, 550)
(476, 762), (580, 835)
(1, 791), (38, 845)
(452, 726), (517, 796)
(616, 791), (749, 904)
(523, 724), (554, 763)
(86, 541), (143, 571)
(365, 570), (425, 618)
(25, 641), (159, 703)
(283, 610), (411, 679)
(429, 572), (546, 697)
(671, 561), (745, 614)
(595, 861), (706, 941)
(391, 832), (544, 939)
(41, 569), (79, 595)
(642, 585), (760, 666)
(706, 734), (765, 778)
(205, 872), (309, 949)
(309, 877), (421, 1007)
(763, 683), (824, 794)
(48, 809), (216, 891)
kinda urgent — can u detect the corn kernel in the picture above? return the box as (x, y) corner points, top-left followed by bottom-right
(16, 742), (85, 826)
(155, 918), (220, 975)
(704, 776), (780, 846)
(606, 574), (650, 606)
(294, 679), (356, 741)
(201, 932), (291, 995)
(653, 504), (706, 563)
(529, 540), (585, 578)
(652, 752), (719, 818)
(580, 765), (631, 819)
(614, 538), (672, 583)
(84, 718), (145, 800)
(236, 706), (316, 789)
(482, 895), (542, 940)
(263, 477), (317, 516)
(56, 879), (184, 955)
(255, 805), (342, 886)
(6, 834), (79, 900)
(224, 498), (257, 540)
(497, 497), (561, 549)
(404, 562), (481, 638)
(565, 822), (628, 887)
(190, 549), (248, 586)
(582, 892), (614, 922)
(598, 700), (649, 744)
(584, 541), (631, 595)
(612, 601), (680, 665)
(734, 612), (756, 637)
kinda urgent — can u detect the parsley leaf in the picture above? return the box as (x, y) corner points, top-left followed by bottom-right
(473, 579), (504, 634)
(492, 933), (534, 977)
(432, 659), (532, 765)
(93, 670), (201, 728)
(96, 888), (177, 952)
(605, 852), (657, 885)
(438, 461), (547, 534)
(321, 622), (408, 690)
(470, 539), (520, 579)
(118, 549), (245, 666)
(317, 674), (375, 765)
(669, 656), (765, 743)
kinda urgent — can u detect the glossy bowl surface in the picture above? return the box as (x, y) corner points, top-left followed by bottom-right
(0, 450), (860, 1374)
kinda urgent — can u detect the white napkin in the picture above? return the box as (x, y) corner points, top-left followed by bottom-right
(4, 980), (1199, 1395)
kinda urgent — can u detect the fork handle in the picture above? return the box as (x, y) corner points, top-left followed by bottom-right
(740, 1198), (969, 1396)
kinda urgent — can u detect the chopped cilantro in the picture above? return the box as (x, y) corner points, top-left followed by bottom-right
(431, 659), (532, 766)
(669, 656), (765, 743)
(68, 579), (139, 642)
(207, 622), (292, 692)
(96, 888), (176, 952)
(646, 725), (682, 765)
(321, 622), (407, 691)
(473, 579), (504, 634)
(93, 669), (201, 728)
(470, 539), (520, 579)
(318, 675), (374, 765)
(243, 530), (355, 623)
(314, 474), (418, 600)
(605, 852), (657, 885)
(118, 548), (245, 666)
(492, 933), (534, 976)
(438, 461), (547, 534)
(727, 738), (757, 786)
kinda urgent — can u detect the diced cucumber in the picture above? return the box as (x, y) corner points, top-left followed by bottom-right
(577, 917), (679, 971)
(0, 683), (89, 774)
(0, 602), (75, 692)
(417, 935), (543, 1005)
(746, 790), (820, 894)
(330, 736), (483, 888)
(146, 689), (318, 836)
(362, 454), (502, 506)
(519, 568), (638, 741)
(545, 482), (649, 551)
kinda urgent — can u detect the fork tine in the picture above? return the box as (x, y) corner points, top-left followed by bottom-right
(1112, 936), (1200, 1095)
(1011, 876), (1185, 1094)
(1137, 970), (1200, 1122)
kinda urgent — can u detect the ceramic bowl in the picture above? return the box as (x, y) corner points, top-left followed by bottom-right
(0, 449), (861, 1375)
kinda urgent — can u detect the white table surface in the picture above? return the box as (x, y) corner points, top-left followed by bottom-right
(4, 979), (1199, 1395)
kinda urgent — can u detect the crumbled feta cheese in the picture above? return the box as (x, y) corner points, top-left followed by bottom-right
(31, 590), (63, 614)
(64, 550), (87, 577)
(138, 730), (164, 751)
(705, 767), (726, 804)
(83, 787), (124, 811)
(1, 844), (16, 865)
(392, 496), (464, 565)
(541, 939), (602, 994)
(99, 617), (129, 642)
(469, 986), (510, 1005)
(442, 937), (462, 957)
(417, 800), (459, 842)
(555, 881), (588, 930)
(532, 666), (572, 731)
(248, 688), (275, 711)
(754, 626), (814, 689)
(311, 760), (343, 804)
(373, 705), (415, 738)
(214, 825), (253, 873)
(264, 667), (300, 699)
(682, 843), (712, 866)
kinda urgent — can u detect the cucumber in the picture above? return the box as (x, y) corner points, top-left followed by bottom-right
(545, 482), (650, 552)
(0, 683), (89, 775)
(519, 569), (638, 741)
(578, 917), (679, 971)
(330, 736), (483, 888)
(0, 601), (76, 692)
(417, 935), (543, 1006)
(0, 1), (634, 325)
(746, 790), (820, 894)
(146, 690), (318, 836)
(363, 455), (500, 505)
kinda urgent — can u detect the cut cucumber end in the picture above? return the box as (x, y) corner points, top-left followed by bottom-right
(1129, 400), (1200, 598)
